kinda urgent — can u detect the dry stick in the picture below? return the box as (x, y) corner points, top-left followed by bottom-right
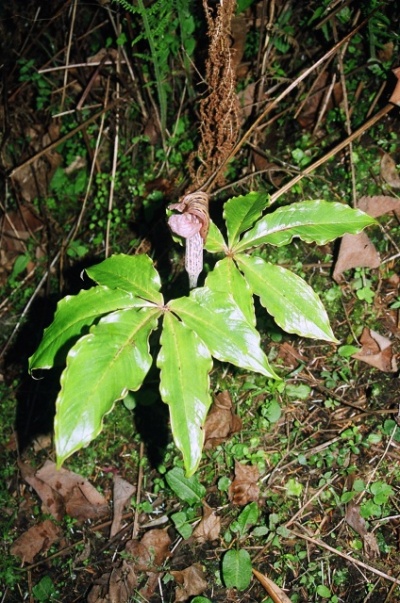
(9, 99), (121, 178)
(202, 13), (374, 195)
(61, 0), (78, 112)
(269, 102), (395, 205)
(289, 527), (400, 586)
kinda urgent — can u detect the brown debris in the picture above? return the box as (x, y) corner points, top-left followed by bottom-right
(110, 475), (136, 538)
(193, 503), (221, 544)
(19, 460), (109, 522)
(228, 460), (260, 506)
(204, 391), (242, 450)
(171, 563), (208, 602)
(352, 328), (397, 372)
(10, 519), (63, 564)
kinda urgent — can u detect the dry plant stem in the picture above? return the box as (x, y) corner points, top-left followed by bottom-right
(61, 0), (78, 111)
(9, 99), (121, 178)
(269, 102), (395, 204)
(192, 0), (240, 188)
(132, 442), (145, 539)
(105, 23), (121, 257)
(70, 82), (110, 243)
(290, 526), (400, 586)
(202, 12), (378, 194)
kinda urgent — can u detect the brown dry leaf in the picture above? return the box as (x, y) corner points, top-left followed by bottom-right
(172, 563), (208, 602)
(380, 153), (400, 188)
(389, 66), (400, 105)
(228, 460), (260, 506)
(352, 328), (397, 372)
(332, 194), (400, 283)
(204, 391), (242, 450)
(10, 519), (62, 564)
(358, 195), (400, 218)
(276, 342), (307, 371)
(110, 475), (136, 538)
(332, 231), (380, 283)
(253, 568), (293, 603)
(345, 503), (380, 560)
(20, 460), (109, 521)
(125, 528), (171, 571)
(193, 503), (221, 544)
(108, 561), (138, 603)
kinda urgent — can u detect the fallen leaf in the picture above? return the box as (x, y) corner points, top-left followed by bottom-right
(345, 502), (380, 560)
(193, 503), (221, 544)
(171, 563), (208, 602)
(252, 568), (293, 603)
(332, 231), (380, 283)
(10, 519), (62, 564)
(358, 195), (400, 218)
(380, 153), (400, 188)
(228, 460), (260, 506)
(204, 391), (242, 449)
(333, 194), (400, 282)
(19, 460), (109, 521)
(296, 70), (342, 130)
(110, 475), (136, 538)
(108, 561), (138, 603)
(352, 328), (397, 372)
(125, 528), (171, 571)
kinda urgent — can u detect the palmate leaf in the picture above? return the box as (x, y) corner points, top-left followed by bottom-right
(204, 220), (227, 254)
(169, 287), (279, 379)
(86, 254), (163, 304)
(234, 200), (377, 252)
(55, 307), (160, 465)
(205, 257), (256, 326)
(158, 312), (213, 476)
(29, 287), (140, 370)
(224, 192), (269, 248)
(237, 254), (338, 342)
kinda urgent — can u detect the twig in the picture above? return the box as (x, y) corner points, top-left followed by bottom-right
(289, 526), (400, 586)
(61, 0), (78, 111)
(9, 99), (121, 178)
(202, 13), (376, 194)
(132, 442), (145, 539)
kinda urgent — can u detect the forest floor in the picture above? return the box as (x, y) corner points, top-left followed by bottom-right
(1, 1), (400, 602)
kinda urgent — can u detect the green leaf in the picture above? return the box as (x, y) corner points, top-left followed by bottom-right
(224, 192), (269, 248)
(234, 200), (377, 252)
(205, 257), (256, 326)
(165, 467), (206, 504)
(204, 220), (227, 254)
(235, 502), (259, 537)
(222, 549), (252, 590)
(86, 254), (163, 304)
(316, 585), (332, 598)
(29, 287), (140, 370)
(158, 312), (213, 475)
(169, 287), (279, 379)
(55, 307), (159, 465)
(237, 255), (338, 342)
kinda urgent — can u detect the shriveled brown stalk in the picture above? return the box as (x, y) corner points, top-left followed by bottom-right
(201, 9), (388, 197)
(189, 0), (240, 189)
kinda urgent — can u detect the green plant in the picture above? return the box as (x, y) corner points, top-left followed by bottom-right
(29, 192), (375, 475)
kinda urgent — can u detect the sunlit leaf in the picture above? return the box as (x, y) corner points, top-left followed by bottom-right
(224, 191), (268, 247)
(204, 220), (227, 254)
(55, 307), (159, 465)
(86, 254), (163, 304)
(29, 287), (140, 370)
(158, 312), (213, 475)
(205, 257), (256, 326)
(234, 200), (377, 252)
(169, 287), (279, 379)
(237, 255), (338, 342)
